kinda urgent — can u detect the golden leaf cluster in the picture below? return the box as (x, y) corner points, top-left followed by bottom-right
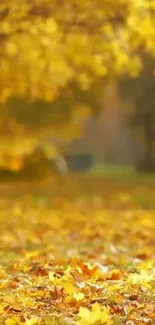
(0, 0), (154, 101)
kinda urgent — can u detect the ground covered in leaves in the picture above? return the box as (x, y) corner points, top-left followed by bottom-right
(0, 175), (155, 325)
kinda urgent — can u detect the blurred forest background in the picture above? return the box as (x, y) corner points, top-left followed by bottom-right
(0, 71), (154, 179)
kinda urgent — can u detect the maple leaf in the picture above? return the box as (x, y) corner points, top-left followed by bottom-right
(5, 316), (20, 325)
(0, 304), (5, 315)
(73, 292), (85, 301)
(62, 280), (77, 294)
(77, 302), (112, 325)
(127, 269), (153, 285)
(0, 266), (7, 278)
(25, 316), (38, 325)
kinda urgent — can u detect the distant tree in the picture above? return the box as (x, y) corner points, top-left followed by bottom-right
(119, 54), (155, 170)
(0, 82), (101, 170)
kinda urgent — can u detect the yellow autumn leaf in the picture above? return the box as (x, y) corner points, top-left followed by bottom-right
(78, 306), (91, 325)
(78, 302), (112, 325)
(91, 302), (101, 323)
(92, 303), (112, 324)
(25, 250), (39, 260)
(45, 18), (58, 34)
(127, 269), (153, 285)
(0, 266), (7, 278)
(5, 316), (20, 325)
(62, 280), (76, 294)
(25, 316), (38, 325)
(73, 292), (85, 301)
(5, 42), (18, 57)
(0, 304), (5, 315)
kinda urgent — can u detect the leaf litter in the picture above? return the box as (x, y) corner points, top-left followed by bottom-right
(0, 181), (155, 324)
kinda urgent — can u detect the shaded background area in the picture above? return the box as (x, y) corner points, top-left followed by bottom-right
(0, 72), (154, 179)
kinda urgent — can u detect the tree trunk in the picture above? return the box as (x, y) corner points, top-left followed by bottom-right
(144, 115), (154, 161)
(54, 155), (68, 185)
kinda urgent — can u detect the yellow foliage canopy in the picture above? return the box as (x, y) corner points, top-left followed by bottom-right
(0, 0), (155, 101)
